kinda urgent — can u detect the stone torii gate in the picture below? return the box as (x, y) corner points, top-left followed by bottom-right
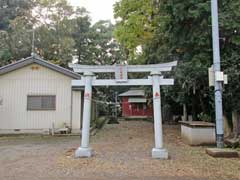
(69, 61), (177, 159)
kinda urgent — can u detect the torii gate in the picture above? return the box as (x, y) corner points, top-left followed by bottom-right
(69, 61), (177, 159)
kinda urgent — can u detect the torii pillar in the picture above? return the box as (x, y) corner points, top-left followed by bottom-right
(151, 71), (168, 159)
(75, 71), (94, 157)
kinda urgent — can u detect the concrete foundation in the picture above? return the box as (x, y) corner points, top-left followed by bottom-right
(152, 148), (168, 159)
(75, 147), (93, 158)
(0, 128), (81, 135)
(0, 129), (51, 135)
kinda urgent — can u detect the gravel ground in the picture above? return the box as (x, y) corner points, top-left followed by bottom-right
(0, 120), (239, 180)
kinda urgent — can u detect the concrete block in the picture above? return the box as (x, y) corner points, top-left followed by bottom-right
(206, 148), (239, 158)
(152, 148), (168, 159)
(75, 147), (93, 158)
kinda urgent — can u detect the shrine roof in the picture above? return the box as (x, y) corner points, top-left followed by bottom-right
(118, 89), (145, 97)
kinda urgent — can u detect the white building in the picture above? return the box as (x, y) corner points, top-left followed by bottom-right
(0, 55), (83, 134)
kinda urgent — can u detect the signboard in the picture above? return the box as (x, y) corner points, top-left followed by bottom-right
(209, 65), (228, 86)
(115, 64), (128, 82)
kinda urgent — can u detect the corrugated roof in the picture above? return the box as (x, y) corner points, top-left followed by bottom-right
(0, 54), (81, 79)
(118, 89), (145, 97)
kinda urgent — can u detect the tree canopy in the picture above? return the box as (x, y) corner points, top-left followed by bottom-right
(114, 0), (240, 123)
(0, 0), (126, 67)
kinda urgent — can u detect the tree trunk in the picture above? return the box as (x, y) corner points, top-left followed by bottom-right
(162, 104), (173, 124)
(198, 91), (207, 115)
(78, 47), (81, 63)
(183, 104), (187, 121)
(192, 94), (197, 121)
(223, 115), (231, 138)
(232, 111), (240, 138)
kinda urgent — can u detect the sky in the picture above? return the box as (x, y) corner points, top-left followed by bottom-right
(68, 0), (118, 24)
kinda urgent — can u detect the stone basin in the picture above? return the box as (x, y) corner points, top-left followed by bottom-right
(180, 121), (216, 145)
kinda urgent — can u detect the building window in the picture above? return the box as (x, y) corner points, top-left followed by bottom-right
(27, 95), (56, 111)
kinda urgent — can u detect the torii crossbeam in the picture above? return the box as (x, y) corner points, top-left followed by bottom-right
(69, 61), (177, 159)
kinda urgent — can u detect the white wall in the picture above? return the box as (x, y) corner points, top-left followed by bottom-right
(0, 63), (81, 132)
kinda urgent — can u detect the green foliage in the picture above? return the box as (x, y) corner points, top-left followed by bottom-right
(88, 20), (126, 65)
(114, 0), (158, 60)
(0, 0), (33, 30)
(0, 0), (33, 65)
(219, 1), (240, 113)
(71, 8), (91, 64)
(0, 0), (126, 68)
(198, 112), (212, 122)
(114, 0), (240, 119)
(32, 0), (77, 67)
(124, 0), (214, 118)
(7, 16), (33, 58)
(94, 116), (108, 129)
(0, 49), (12, 66)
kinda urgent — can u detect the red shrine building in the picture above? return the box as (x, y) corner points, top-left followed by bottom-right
(119, 89), (153, 118)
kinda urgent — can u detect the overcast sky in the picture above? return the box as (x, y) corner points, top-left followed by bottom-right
(68, 0), (118, 24)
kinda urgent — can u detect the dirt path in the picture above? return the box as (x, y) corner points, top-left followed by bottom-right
(0, 120), (239, 180)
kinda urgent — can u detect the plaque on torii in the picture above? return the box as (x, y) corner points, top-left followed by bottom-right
(69, 61), (177, 159)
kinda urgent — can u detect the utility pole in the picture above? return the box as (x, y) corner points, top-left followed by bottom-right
(211, 0), (224, 148)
